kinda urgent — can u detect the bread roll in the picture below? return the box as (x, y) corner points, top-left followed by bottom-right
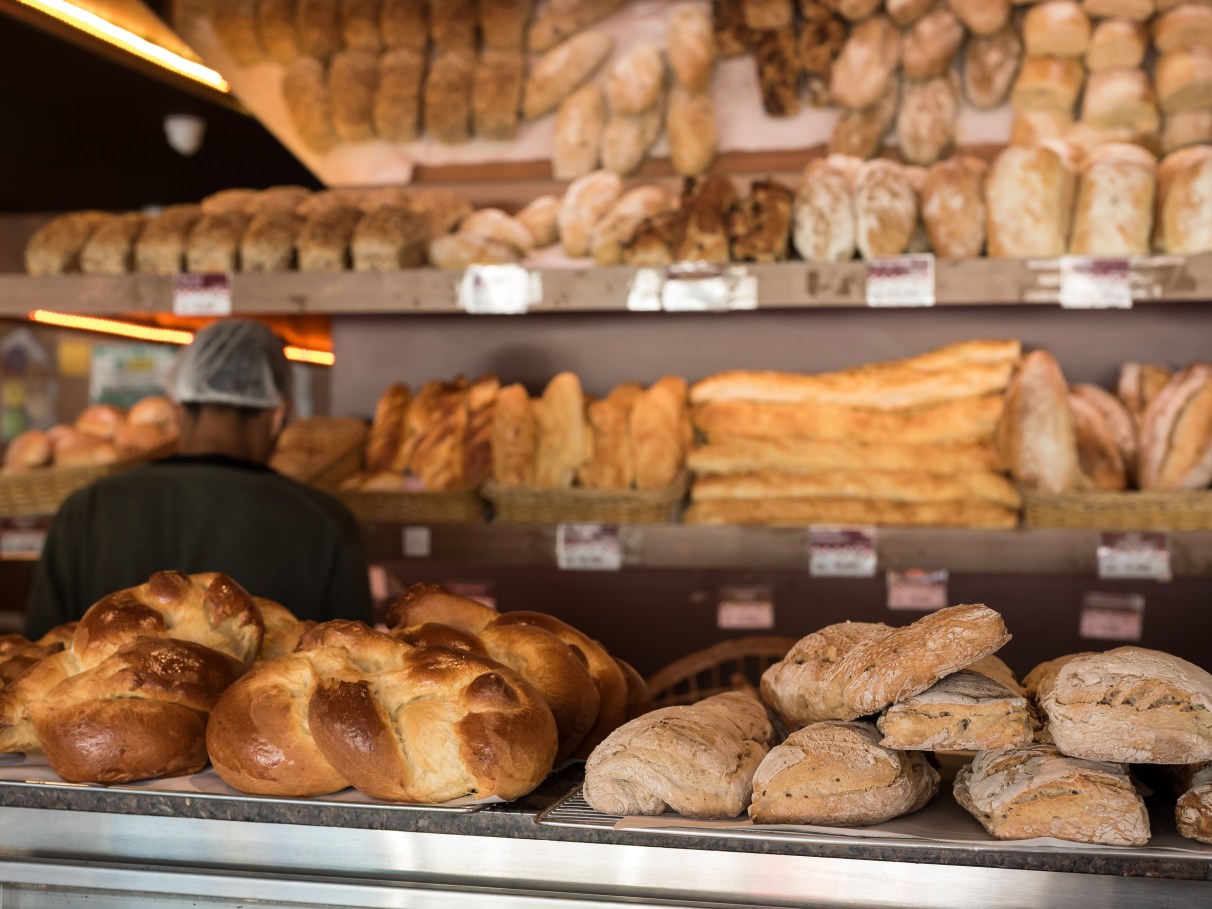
(591, 186), (677, 266)
(903, 7), (964, 81)
(295, 0), (340, 59)
(374, 49), (425, 143)
(985, 144), (1076, 257)
(1071, 382), (1139, 482)
(742, 0), (794, 27)
(1139, 364), (1212, 490)
(80, 213), (145, 275)
(1156, 145), (1212, 253)
(669, 3), (717, 92)
(553, 83), (606, 180)
(889, 0), (936, 23)
(605, 44), (666, 116)
(186, 213), (248, 273)
(51, 433), (119, 468)
(352, 207), (427, 270)
(1083, 0), (1155, 17)
(877, 670), (1036, 751)
(853, 159), (918, 257)
(212, 0), (263, 65)
(1163, 108), (1212, 153)
(329, 49), (378, 142)
(1024, 1), (1091, 57)
(427, 233), (520, 269)
(1086, 19), (1147, 71)
(1069, 389), (1128, 489)
(792, 156), (859, 262)
(380, 0), (428, 51)
(535, 373), (585, 488)
(340, 0), (381, 51)
(1070, 142), (1156, 255)
(750, 720), (938, 826)
(424, 51), (474, 144)
(527, 0), (627, 52)
(1155, 4), (1212, 55)
(830, 81), (899, 159)
(668, 86), (718, 176)
(1118, 361), (1175, 418)
(478, 0), (533, 49)
(297, 206), (360, 272)
(728, 180), (795, 262)
(428, 0), (476, 52)
(1081, 68), (1160, 134)
(954, 745), (1150, 845)
(831, 16), (900, 110)
(947, 0), (1011, 33)
(559, 170), (623, 258)
(283, 57), (338, 152)
(254, 0), (298, 63)
(922, 155), (987, 258)
(752, 26), (801, 117)
(897, 75), (960, 166)
(1010, 108), (1074, 145)
(473, 50), (525, 140)
(25, 211), (110, 276)
(523, 31), (614, 119)
(1157, 48), (1212, 113)
(239, 211), (300, 272)
(4, 431), (51, 472)
(584, 692), (773, 818)
(516, 196), (561, 248)
(676, 175), (737, 263)
(1011, 56), (1085, 112)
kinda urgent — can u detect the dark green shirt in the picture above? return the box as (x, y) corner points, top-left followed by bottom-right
(25, 455), (373, 638)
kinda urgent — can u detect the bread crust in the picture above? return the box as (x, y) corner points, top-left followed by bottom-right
(877, 669), (1036, 751)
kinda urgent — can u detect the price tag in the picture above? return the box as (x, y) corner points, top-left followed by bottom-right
(865, 254), (935, 307)
(173, 273), (232, 316)
(626, 268), (663, 312)
(661, 262), (757, 312)
(556, 523), (622, 571)
(0, 520), (46, 558)
(402, 526), (431, 558)
(1080, 591), (1145, 642)
(717, 585), (775, 630)
(809, 525), (877, 577)
(1097, 531), (1170, 581)
(458, 264), (538, 314)
(886, 569), (949, 611)
(1059, 256), (1132, 309)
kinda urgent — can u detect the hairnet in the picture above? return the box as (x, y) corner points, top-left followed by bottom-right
(168, 320), (292, 409)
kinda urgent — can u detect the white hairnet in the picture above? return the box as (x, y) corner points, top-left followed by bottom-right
(168, 320), (292, 409)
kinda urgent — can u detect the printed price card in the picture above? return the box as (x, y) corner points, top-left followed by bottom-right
(626, 268), (664, 312)
(809, 525), (877, 578)
(1080, 591), (1145, 642)
(0, 518), (46, 559)
(458, 264), (538, 314)
(1059, 256), (1132, 309)
(1097, 531), (1170, 581)
(173, 273), (232, 316)
(886, 569), (949, 611)
(865, 254), (935, 308)
(717, 585), (775, 630)
(402, 526), (432, 558)
(556, 523), (622, 571)
(661, 262), (757, 312)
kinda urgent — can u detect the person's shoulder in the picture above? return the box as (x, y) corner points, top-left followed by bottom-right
(260, 472), (361, 531)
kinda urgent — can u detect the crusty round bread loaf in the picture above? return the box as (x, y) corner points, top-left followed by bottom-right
(74, 404), (125, 441)
(750, 720), (939, 825)
(3, 430), (52, 472)
(761, 604), (1011, 724)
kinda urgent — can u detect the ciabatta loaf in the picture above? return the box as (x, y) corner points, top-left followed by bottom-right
(749, 720), (938, 825)
(954, 745), (1150, 845)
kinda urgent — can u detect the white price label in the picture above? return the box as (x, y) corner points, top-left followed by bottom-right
(0, 528), (46, 558)
(661, 262), (757, 312)
(458, 265), (538, 314)
(865, 254), (935, 308)
(809, 525), (877, 578)
(556, 523), (622, 571)
(402, 526), (432, 558)
(173, 273), (232, 316)
(1059, 256), (1132, 309)
(886, 569), (949, 611)
(717, 585), (775, 630)
(1080, 591), (1145, 642)
(626, 268), (663, 312)
(1097, 531), (1170, 581)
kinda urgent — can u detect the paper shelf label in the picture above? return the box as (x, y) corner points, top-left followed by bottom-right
(458, 265), (538, 314)
(556, 523), (622, 571)
(402, 526), (432, 558)
(1059, 256), (1132, 309)
(0, 518), (46, 558)
(886, 569), (949, 611)
(1097, 531), (1170, 581)
(809, 525), (877, 577)
(173, 273), (232, 316)
(717, 585), (775, 630)
(865, 254), (935, 307)
(661, 262), (757, 312)
(626, 268), (664, 312)
(1080, 591), (1145, 642)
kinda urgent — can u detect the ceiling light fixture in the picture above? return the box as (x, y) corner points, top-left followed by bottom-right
(28, 310), (335, 366)
(14, 0), (230, 93)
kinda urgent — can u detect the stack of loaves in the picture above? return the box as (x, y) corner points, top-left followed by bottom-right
(684, 339), (1023, 527)
(2, 397), (178, 474)
(490, 372), (691, 492)
(998, 348), (1212, 492)
(341, 374), (500, 493)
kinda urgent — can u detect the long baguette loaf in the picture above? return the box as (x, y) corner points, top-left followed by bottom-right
(691, 470), (1021, 508)
(688, 437), (1003, 475)
(684, 497), (1019, 528)
(877, 669), (1036, 751)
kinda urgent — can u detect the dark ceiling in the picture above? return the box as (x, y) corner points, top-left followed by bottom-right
(0, 2), (321, 214)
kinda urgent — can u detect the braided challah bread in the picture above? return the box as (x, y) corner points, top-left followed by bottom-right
(206, 620), (559, 802)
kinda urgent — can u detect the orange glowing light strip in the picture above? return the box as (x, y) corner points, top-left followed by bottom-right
(15, 0), (229, 93)
(29, 311), (335, 366)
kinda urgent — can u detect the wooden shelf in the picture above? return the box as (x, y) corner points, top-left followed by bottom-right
(1, 254), (1209, 317)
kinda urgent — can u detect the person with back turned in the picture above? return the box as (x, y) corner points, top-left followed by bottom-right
(24, 319), (372, 638)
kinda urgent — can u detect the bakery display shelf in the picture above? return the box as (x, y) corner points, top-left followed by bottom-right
(358, 522), (1212, 578)
(0, 768), (1208, 908)
(2, 252), (1211, 317)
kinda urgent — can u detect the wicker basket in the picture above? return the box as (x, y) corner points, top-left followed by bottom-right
(1021, 489), (1212, 531)
(332, 486), (486, 524)
(271, 417), (368, 487)
(482, 472), (689, 524)
(646, 636), (799, 708)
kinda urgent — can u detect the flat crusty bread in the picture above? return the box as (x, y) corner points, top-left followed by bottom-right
(684, 497), (1019, 528)
(1039, 646), (1212, 764)
(582, 691), (774, 819)
(749, 720), (939, 826)
(690, 470), (1021, 508)
(761, 605), (1011, 725)
(687, 437), (1003, 475)
(876, 669), (1036, 752)
(953, 745), (1150, 846)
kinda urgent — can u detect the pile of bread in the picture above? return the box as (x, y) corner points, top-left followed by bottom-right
(0, 572), (649, 802)
(490, 372), (691, 492)
(202, 1), (721, 176)
(998, 348), (1212, 492)
(2, 397), (178, 474)
(584, 601), (1212, 847)
(685, 339), (1022, 526)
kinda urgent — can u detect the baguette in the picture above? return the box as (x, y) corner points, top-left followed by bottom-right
(535, 373), (585, 488)
(691, 469), (1021, 508)
(631, 376), (689, 490)
(491, 384), (537, 487)
(553, 83), (606, 180)
(1117, 361), (1174, 418)
(1069, 389), (1128, 490)
(527, 0), (628, 53)
(523, 31), (614, 120)
(578, 386), (639, 490)
(684, 497), (1019, 527)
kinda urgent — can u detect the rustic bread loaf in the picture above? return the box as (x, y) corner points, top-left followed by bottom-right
(897, 76), (960, 166)
(995, 349), (1082, 492)
(284, 56), (338, 152)
(854, 158), (918, 257)
(1024, 1), (1091, 57)
(1157, 48), (1212, 113)
(1118, 361), (1174, 418)
(830, 81), (899, 159)
(1086, 19), (1147, 70)
(473, 50), (526, 140)
(948, 0), (1011, 34)
(329, 49), (378, 142)
(491, 383), (536, 487)
(523, 31), (614, 119)
(554, 83), (606, 180)
(831, 16), (901, 110)
(352, 207), (427, 271)
(1070, 141), (1157, 256)
(792, 155), (860, 262)
(964, 25), (1024, 109)
(479, 0), (533, 50)
(921, 155), (987, 258)
(374, 49), (424, 143)
(1011, 56), (1085, 113)
(527, 0), (626, 52)
(559, 170), (623, 257)
(986, 144), (1076, 257)
(631, 376), (690, 490)
(1156, 145), (1212, 254)
(1175, 762), (1212, 844)
(728, 180), (795, 263)
(424, 51), (474, 144)
(1072, 383), (1139, 483)
(877, 669), (1036, 751)
(26, 211), (112, 276)
(1138, 364), (1212, 490)
(535, 372), (585, 488)
(903, 5), (965, 80)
